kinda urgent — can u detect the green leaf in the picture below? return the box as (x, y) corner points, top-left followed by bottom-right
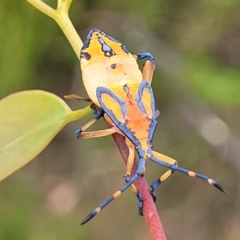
(0, 90), (92, 181)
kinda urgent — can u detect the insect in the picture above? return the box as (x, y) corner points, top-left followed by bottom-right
(67, 28), (225, 225)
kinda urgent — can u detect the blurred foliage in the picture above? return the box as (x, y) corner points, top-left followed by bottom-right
(0, 0), (240, 239)
(184, 54), (240, 106)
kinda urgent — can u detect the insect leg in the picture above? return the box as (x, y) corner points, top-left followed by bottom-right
(133, 52), (155, 84)
(123, 139), (144, 216)
(64, 94), (92, 102)
(150, 151), (178, 201)
(81, 158), (146, 225)
(65, 94), (105, 138)
(150, 152), (226, 192)
(80, 127), (117, 139)
(133, 52), (155, 63)
(75, 105), (104, 138)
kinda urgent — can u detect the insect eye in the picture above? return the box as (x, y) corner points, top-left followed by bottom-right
(80, 52), (91, 60)
(104, 51), (115, 57)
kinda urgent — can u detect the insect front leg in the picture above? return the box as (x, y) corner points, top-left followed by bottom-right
(133, 52), (155, 84)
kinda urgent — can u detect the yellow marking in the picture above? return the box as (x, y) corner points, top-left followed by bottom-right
(160, 170), (172, 182)
(101, 93), (125, 123)
(95, 207), (101, 213)
(208, 179), (214, 185)
(113, 190), (121, 198)
(152, 151), (177, 165)
(83, 30), (131, 59)
(130, 185), (138, 195)
(125, 139), (135, 176)
(188, 171), (196, 177)
(142, 87), (153, 117)
(80, 30), (142, 107)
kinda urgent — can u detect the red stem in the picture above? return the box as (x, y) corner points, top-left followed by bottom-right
(111, 133), (167, 240)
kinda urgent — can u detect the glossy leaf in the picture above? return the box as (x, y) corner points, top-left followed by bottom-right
(0, 90), (91, 181)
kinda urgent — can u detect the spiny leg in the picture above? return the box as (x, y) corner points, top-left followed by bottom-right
(64, 94), (104, 138)
(150, 151), (178, 201)
(75, 106), (104, 138)
(133, 52), (155, 84)
(64, 94), (92, 102)
(81, 158), (146, 225)
(123, 139), (144, 216)
(80, 127), (117, 139)
(150, 152), (226, 192)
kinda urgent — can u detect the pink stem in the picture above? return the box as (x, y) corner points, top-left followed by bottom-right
(111, 133), (167, 240)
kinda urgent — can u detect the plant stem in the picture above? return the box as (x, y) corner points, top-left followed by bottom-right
(67, 105), (92, 122)
(112, 133), (167, 240)
(27, 0), (82, 57)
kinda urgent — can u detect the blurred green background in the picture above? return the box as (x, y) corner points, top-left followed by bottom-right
(1, 0), (240, 239)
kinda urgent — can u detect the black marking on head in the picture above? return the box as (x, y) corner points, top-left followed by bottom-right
(104, 51), (116, 57)
(121, 45), (129, 54)
(80, 52), (91, 60)
(111, 64), (116, 69)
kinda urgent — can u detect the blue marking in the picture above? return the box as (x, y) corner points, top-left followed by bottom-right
(121, 45), (129, 54)
(137, 52), (155, 64)
(93, 108), (104, 120)
(81, 209), (97, 225)
(82, 28), (106, 51)
(150, 156), (224, 192)
(96, 86), (140, 147)
(148, 119), (157, 143)
(151, 179), (161, 191)
(86, 28), (120, 43)
(86, 28), (98, 39)
(75, 129), (82, 138)
(124, 173), (144, 216)
(81, 38), (90, 51)
(135, 81), (156, 118)
(81, 160), (146, 224)
(96, 87), (126, 118)
(98, 38), (112, 52)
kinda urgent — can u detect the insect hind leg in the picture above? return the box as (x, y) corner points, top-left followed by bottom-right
(150, 152), (226, 193)
(81, 159), (146, 225)
(150, 151), (177, 201)
(123, 173), (144, 216)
